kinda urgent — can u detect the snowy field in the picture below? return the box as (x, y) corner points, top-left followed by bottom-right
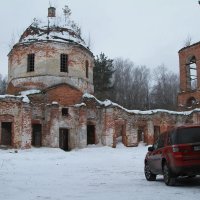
(0, 144), (200, 200)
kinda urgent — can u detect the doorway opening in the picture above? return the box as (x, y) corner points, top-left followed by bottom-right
(32, 124), (42, 147)
(87, 125), (95, 145)
(114, 122), (126, 147)
(154, 126), (160, 142)
(59, 128), (70, 151)
(137, 127), (144, 143)
(116, 125), (123, 144)
(1, 122), (12, 146)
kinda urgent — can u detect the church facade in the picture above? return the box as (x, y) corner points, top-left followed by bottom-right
(1, 7), (200, 150)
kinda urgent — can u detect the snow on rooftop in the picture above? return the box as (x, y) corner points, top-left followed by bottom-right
(0, 94), (15, 99)
(20, 89), (41, 96)
(74, 102), (86, 107)
(0, 90), (41, 104)
(52, 101), (59, 105)
(83, 93), (199, 116)
(20, 89), (41, 103)
(18, 7), (88, 49)
(0, 94), (29, 103)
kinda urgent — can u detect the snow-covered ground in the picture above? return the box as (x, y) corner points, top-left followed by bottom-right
(0, 144), (200, 200)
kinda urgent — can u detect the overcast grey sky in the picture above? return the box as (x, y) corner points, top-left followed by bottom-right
(1, 0), (200, 76)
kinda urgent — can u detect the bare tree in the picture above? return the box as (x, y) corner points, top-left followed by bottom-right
(109, 58), (150, 110)
(0, 74), (7, 95)
(184, 35), (192, 47)
(149, 65), (179, 110)
(9, 32), (16, 50)
(86, 32), (93, 50)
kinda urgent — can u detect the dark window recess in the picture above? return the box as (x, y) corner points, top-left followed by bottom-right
(60, 54), (68, 72)
(27, 54), (35, 72)
(86, 60), (89, 78)
(62, 108), (69, 116)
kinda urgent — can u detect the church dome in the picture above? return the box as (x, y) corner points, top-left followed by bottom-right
(7, 6), (94, 95)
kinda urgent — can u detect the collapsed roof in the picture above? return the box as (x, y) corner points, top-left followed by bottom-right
(18, 7), (87, 49)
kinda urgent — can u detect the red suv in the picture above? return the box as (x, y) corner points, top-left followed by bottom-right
(144, 125), (200, 186)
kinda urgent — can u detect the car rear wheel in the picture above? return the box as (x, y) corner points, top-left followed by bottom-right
(163, 163), (176, 186)
(144, 162), (156, 181)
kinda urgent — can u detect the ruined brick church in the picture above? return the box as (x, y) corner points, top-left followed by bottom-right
(1, 7), (200, 150)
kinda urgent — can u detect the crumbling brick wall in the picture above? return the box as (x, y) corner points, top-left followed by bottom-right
(0, 97), (31, 148)
(45, 84), (83, 106)
(83, 96), (200, 147)
(1, 93), (200, 150)
(7, 41), (94, 95)
(178, 42), (200, 110)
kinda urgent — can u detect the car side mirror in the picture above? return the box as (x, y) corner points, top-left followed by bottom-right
(148, 146), (154, 152)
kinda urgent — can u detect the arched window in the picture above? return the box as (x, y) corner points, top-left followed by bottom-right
(186, 56), (197, 90)
(85, 60), (89, 78)
(186, 97), (197, 108)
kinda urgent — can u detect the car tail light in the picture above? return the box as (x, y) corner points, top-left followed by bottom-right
(172, 145), (192, 153)
(172, 146), (179, 152)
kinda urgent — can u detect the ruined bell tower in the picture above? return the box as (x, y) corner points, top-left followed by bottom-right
(178, 42), (200, 110)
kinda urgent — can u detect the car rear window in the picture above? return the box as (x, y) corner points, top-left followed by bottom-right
(176, 127), (200, 144)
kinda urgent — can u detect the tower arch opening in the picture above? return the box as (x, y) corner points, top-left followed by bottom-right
(186, 55), (197, 90)
(186, 96), (197, 108)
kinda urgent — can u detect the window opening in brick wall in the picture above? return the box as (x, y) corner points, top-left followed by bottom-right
(62, 108), (69, 116)
(186, 56), (197, 90)
(86, 60), (89, 78)
(27, 54), (35, 72)
(60, 54), (68, 72)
